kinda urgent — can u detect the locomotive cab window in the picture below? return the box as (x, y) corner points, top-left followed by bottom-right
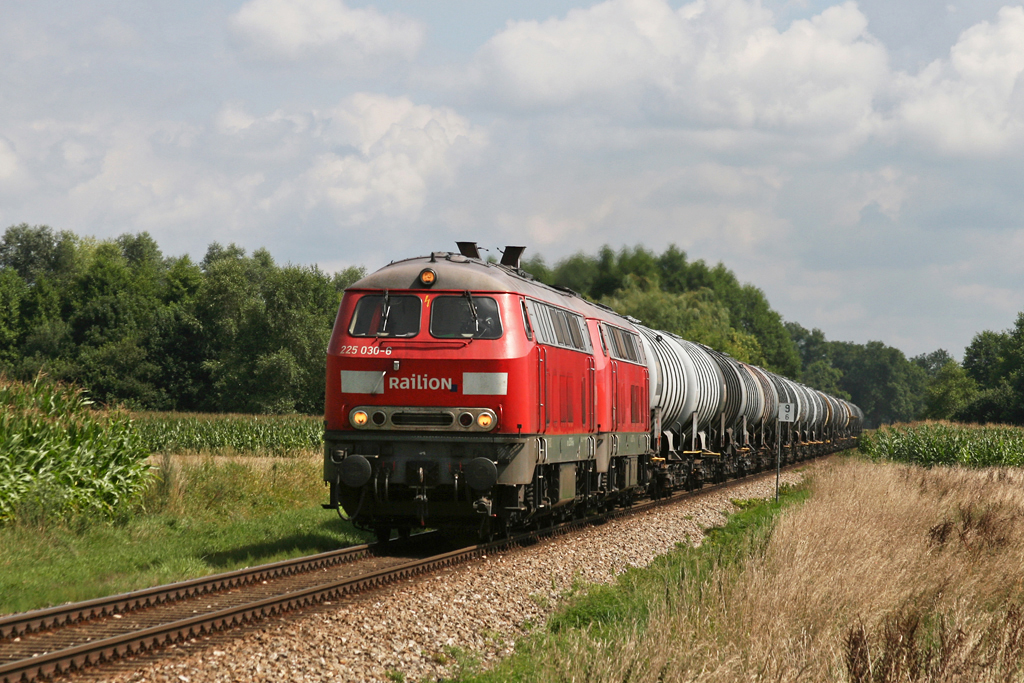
(430, 295), (503, 339)
(349, 294), (421, 338)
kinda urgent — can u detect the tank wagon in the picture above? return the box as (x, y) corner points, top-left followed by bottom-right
(322, 243), (862, 540)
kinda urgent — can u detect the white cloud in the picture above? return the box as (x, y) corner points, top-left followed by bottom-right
(831, 166), (913, 226)
(0, 94), (484, 254)
(473, 0), (887, 146)
(64, 122), (244, 235)
(285, 94), (486, 226)
(229, 0), (424, 67)
(0, 139), (23, 183)
(895, 5), (1024, 153)
(470, 0), (1024, 161)
(92, 16), (143, 50)
(214, 104), (259, 135)
(474, 0), (690, 108)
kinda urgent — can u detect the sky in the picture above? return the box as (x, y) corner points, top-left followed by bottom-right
(2, 0), (1024, 359)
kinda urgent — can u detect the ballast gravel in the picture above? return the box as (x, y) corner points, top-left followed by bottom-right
(78, 469), (806, 683)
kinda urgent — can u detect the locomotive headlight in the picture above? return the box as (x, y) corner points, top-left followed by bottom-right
(351, 410), (369, 427)
(476, 412), (494, 429)
(419, 268), (437, 286)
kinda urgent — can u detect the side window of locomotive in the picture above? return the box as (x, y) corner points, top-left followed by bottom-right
(604, 325), (622, 358)
(430, 295), (503, 339)
(566, 313), (585, 349)
(603, 324), (645, 364)
(550, 309), (572, 346)
(523, 299), (592, 353)
(349, 294), (421, 337)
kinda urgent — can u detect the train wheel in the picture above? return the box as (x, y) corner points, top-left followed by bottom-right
(479, 517), (505, 543)
(374, 526), (392, 544)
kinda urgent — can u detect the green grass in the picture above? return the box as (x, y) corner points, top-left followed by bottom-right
(861, 421), (1024, 468)
(454, 483), (810, 682)
(0, 454), (371, 615)
(131, 411), (323, 456)
(0, 508), (367, 615)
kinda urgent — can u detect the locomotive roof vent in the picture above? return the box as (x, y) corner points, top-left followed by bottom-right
(456, 241), (481, 259)
(500, 245), (525, 269)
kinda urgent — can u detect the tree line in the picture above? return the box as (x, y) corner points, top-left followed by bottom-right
(0, 224), (1002, 428)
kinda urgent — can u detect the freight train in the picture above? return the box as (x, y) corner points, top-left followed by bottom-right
(322, 243), (863, 541)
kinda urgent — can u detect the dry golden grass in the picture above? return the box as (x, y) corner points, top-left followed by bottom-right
(531, 458), (1024, 682)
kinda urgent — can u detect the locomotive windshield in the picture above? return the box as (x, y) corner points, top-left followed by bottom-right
(430, 295), (502, 339)
(349, 293), (421, 337)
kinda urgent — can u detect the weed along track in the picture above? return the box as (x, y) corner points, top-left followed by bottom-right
(0, 456), (827, 683)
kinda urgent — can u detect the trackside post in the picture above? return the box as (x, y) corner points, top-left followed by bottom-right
(777, 403), (795, 501)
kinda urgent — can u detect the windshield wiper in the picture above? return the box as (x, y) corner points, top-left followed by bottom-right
(463, 290), (480, 337)
(378, 289), (391, 336)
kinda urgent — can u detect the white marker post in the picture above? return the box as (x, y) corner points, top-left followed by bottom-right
(777, 403), (795, 502)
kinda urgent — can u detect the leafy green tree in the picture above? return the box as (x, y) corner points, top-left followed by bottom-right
(1, 225), (84, 379)
(333, 266), (366, 291)
(786, 322), (831, 369)
(921, 361), (978, 420)
(600, 281), (765, 365)
(911, 349), (955, 379)
(802, 360), (850, 400)
(549, 252), (601, 295)
(0, 224), (78, 285)
(0, 269), (27, 364)
(196, 246), (342, 414)
(57, 237), (172, 406)
(725, 284), (800, 377)
(520, 255), (552, 284)
(955, 381), (1016, 424)
(830, 340), (927, 427)
(955, 314), (1024, 424)
(963, 330), (1013, 387)
(654, 245), (690, 293)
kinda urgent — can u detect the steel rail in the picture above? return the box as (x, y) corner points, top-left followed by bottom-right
(0, 447), (849, 683)
(0, 541), (378, 641)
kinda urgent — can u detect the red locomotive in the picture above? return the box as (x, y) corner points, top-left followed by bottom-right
(322, 243), (862, 540)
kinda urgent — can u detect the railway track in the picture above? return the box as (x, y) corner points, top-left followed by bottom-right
(0, 454), (831, 683)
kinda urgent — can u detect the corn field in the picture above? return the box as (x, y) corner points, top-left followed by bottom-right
(131, 412), (323, 456)
(0, 377), (151, 523)
(860, 421), (1024, 468)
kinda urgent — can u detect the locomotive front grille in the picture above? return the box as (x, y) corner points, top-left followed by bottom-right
(391, 411), (455, 427)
